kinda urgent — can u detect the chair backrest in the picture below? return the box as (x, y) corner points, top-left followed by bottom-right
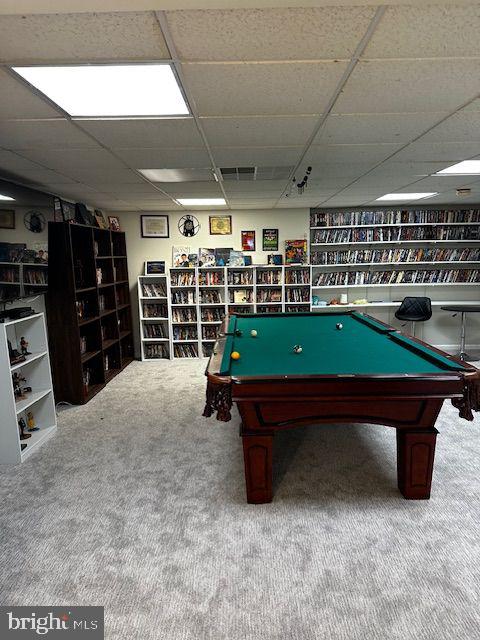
(395, 297), (432, 322)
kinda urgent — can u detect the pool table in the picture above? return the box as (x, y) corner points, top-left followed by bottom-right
(203, 311), (480, 503)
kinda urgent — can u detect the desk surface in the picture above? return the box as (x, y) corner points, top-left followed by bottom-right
(219, 312), (466, 377)
(441, 305), (480, 313)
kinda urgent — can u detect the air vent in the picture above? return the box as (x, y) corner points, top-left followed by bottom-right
(456, 188), (472, 197)
(219, 166), (294, 181)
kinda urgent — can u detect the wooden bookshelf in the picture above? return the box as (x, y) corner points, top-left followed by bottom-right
(46, 222), (134, 404)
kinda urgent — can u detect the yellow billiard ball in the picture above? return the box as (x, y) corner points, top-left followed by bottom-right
(231, 351), (241, 360)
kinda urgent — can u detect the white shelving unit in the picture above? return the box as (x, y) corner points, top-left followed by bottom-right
(138, 274), (172, 361)
(0, 262), (48, 299)
(0, 313), (56, 464)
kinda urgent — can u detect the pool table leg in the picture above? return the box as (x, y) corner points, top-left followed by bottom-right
(242, 434), (273, 504)
(396, 428), (438, 499)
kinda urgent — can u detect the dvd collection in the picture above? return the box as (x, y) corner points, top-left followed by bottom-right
(170, 271), (196, 287)
(173, 326), (197, 340)
(142, 282), (166, 297)
(310, 209), (480, 227)
(285, 268), (310, 284)
(143, 324), (167, 338)
(314, 269), (480, 287)
(145, 344), (169, 359)
(172, 308), (197, 323)
(256, 269), (282, 285)
(311, 247), (480, 265)
(142, 303), (168, 318)
(312, 226), (480, 244)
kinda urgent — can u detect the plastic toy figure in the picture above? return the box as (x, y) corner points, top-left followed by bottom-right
(20, 337), (31, 356)
(27, 411), (39, 432)
(18, 418), (31, 441)
(12, 373), (31, 400)
(8, 339), (25, 365)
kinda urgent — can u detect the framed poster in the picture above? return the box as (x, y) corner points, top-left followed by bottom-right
(94, 210), (108, 229)
(262, 228), (278, 251)
(209, 215), (232, 235)
(108, 216), (121, 232)
(141, 215), (169, 238)
(285, 239), (308, 264)
(145, 261), (166, 275)
(241, 230), (255, 251)
(0, 209), (15, 229)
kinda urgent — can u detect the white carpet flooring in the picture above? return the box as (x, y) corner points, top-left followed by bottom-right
(1, 359), (479, 640)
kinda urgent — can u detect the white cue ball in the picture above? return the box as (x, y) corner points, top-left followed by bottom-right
(336, 323), (343, 330)
(250, 330), (257, 337)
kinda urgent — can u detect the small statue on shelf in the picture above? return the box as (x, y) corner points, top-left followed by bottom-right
(18, 417), (32, 441)
(20, 337), (31, 356)
(27, 411), (39, 432)
(8, 339), (26, 365)
(12, 373), (32, 400)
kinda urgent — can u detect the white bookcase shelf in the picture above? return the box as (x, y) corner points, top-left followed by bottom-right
(0, 312), (57, 464)
(138, 274), (172, 361)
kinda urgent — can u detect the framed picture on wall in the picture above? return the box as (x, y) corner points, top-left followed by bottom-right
(209, 215), (232, 235)
(108, 216), (121, 232)
(145, 261), (166, 275)
(241, 230), (255, 251)
(141, 214), (169, 238)
(0, 209), (15, 229)
(262, 228), (278, 251)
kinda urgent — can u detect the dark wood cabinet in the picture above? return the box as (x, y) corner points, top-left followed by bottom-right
(47, 222), (134, 404)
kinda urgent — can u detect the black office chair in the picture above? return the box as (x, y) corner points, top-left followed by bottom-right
(395, 297), (432, 338)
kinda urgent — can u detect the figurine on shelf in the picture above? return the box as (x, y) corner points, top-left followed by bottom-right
(18, 417), (32, 441)
(8, 339), (26, 365)
(20, 336), (31, 356)
(27, 411), (39, 432)
(12, 373), (32, 400)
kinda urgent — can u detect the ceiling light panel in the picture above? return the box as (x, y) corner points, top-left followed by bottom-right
(11, 64), (190, 118)
(176, 198), (226, 206)
(139, 168), (214, 183)
(376, 193), (438, 201)
(0, 194), (15, 200)
(435, 160), (480, 175)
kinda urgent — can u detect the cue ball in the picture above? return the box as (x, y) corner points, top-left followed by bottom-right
(293, 345), (303, 353)
(250, 330), (257, 337)
(231, 351), (241, 360)
(336, 323), (343, 330)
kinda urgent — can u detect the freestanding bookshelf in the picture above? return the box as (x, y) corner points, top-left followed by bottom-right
(0, 312), (57, 463)
(47, 222), (134, 404)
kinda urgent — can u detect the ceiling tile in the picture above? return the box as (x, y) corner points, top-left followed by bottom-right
(317, 113), (449, 145)
(0, 148), (75, 185)
(182, 61), (348, 116)
(364, 5), (480, 59)
(0, 12), (170, 62)
(17, 147), (127, 176)
(419, 112), (480, 143)
(115, 147), (211, 169)
(159, 182), (225, 197)
(0, 69), (59, 119)
(392, 142), (480, 163)
(305, 144), (402, 165)
(201, 116), (318, 147)
(166, 6), (375, 61)
(366, 161), (450, 178)
(212, 147), (302, 166)
(335, 60), (480, 114)
(0, 119), (97, 149)
(78, 118), (203, 148)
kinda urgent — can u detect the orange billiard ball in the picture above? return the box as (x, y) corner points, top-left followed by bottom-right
(231, 351), (241, 360)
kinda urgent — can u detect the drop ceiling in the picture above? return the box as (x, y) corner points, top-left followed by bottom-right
(0, 3), (479, 211)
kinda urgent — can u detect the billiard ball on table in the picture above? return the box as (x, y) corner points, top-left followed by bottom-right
(293, 345), (303, 353)
(336, 323), (343, 330)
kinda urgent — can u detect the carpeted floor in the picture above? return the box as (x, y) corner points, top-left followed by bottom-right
(1, 359), (479, 640)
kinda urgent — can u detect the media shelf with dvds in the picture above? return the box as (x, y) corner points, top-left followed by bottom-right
(138, 273), (171, 361)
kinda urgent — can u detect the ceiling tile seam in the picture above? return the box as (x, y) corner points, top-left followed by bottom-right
(274, 5), (388, 207)
(155, 9), (230, 208)
(316, 92), (480, 207)
(2, 65), (183, 209)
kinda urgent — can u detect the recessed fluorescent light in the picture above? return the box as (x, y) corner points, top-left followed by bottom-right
(139, 168), (214, 182)
(176, 198), (226, 206)
(11, 64), (189, 117)
(0, 194), (14, 201)
(376, 192), (438, 202)
(435, 160), (480, 175)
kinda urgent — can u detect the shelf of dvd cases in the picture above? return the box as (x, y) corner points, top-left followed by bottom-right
(138, 274), (172, 361)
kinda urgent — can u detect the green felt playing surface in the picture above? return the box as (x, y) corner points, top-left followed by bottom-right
(220, 312), (466, 377)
